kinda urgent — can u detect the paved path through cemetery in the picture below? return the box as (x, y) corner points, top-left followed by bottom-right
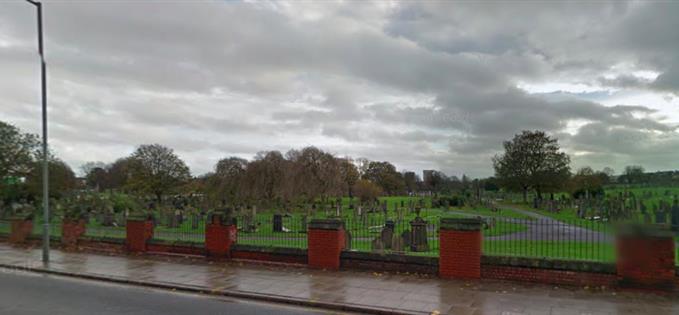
(488, 205), (612, 242)
(1, 244), (678, 315)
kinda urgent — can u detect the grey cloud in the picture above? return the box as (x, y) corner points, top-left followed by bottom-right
(1, 1), (679, 177)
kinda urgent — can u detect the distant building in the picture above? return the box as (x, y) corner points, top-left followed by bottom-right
(423, 170), (434, 187)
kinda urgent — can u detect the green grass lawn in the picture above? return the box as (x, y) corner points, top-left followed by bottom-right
(484, 240), (616, 262)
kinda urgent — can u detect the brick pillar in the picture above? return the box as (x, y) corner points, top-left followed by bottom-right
(127, 217), (154, 253)
(9, 218), (33, 244)
(308, 219), (345, 270)
(61, 219), (86, 248)
(205, 214), (237, 258)
(616, 224), (675, 290)
(439, 218), (483, 279)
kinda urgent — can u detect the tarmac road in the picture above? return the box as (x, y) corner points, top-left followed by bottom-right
(0, 270), (342, 315)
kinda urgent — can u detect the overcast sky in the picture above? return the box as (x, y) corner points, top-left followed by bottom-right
(1, 1), (678, 178)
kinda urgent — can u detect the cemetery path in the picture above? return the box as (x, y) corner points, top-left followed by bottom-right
(488, 205), (612, 242)
(0, 244), (676, 315)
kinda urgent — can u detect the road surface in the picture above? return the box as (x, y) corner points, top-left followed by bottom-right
(0, 270), (341, 315)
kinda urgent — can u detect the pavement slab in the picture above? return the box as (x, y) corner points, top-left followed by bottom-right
(0, 243), (677, 315)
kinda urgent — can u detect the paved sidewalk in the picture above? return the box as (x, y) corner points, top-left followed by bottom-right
(0, 244), (677, 315)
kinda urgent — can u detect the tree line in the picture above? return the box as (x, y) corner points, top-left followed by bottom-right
(2, 120), (676, 207)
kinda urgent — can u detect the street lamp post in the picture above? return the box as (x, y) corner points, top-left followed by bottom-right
(25, 0), (49, 264)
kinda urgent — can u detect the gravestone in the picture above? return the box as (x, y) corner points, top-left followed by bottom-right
(242, 214), (255, 232)
(176, 209), (184, 225)
(273, 214), (283, 232)
(344, 230), (352, 250)
(380, 220), (395, 249)
(300, 215), (308, 233)
(671, 199), (679, 228)
(391, 234), (405, 253)
(191, 213), (200, 229)
(371, 237), (384, 253)
(100, 211), (113, 226)
(401, 230), (411, 248)
(655, 208), (667, 224)
(410, 217), (429, 252)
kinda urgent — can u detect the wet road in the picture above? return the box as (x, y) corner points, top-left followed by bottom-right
(0, 271), (335, 315)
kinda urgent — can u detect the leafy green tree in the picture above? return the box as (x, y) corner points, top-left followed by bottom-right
(363, 161), (405, 195)
(569, 167), (604, 198)
(26, 159), (77, 199)
(338, 157), (359, 198)
(128, 144), (191, 202)
(353, 179), (383, 203)
(241, 151), (288, 205)
(493, 130), (570, 202)
(0, 121), (39, 181)
(206, 156), (248, 203)
(622, 165), (645, 185)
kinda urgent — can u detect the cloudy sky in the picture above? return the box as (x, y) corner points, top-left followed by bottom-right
(1, 1), (678, 178)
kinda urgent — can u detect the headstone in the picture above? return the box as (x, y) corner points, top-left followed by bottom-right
(655, 208), (667, 224)
(243, 214), (255, 232)
(671, 199), (679, 228)
(102, 212), (114, 226)
(344, 230), (352, 250)
(401, 230), (411, 248)
(371, 237), (384, 253)
(391, 234), (405, 253)
(191, 213), (200, 229)
(300, 215), (308, 233)
(175, 209), (184, 225)
(380, 220), (395, 249)
(273, 214), (283, 232)
(410, 217), (429, 252)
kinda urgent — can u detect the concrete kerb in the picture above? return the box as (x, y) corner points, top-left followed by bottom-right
(0, 262), (419, 315)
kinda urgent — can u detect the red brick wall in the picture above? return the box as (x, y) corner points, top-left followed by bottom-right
(617, 236), (676, 289)
(61, 220), (86, 248)
(9, 220), (33, 244)
(341, 255), (437, 274)
(482, 265), (618, 287)
(439, 229), (481, 279)
(126, 220), (153, 252)
(146, 243), (205, 256)
(205, 224), (236, 257)
(308, 228), (344, 270)
(78, 239), (126, 253)
(232, 250), (307, 264)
